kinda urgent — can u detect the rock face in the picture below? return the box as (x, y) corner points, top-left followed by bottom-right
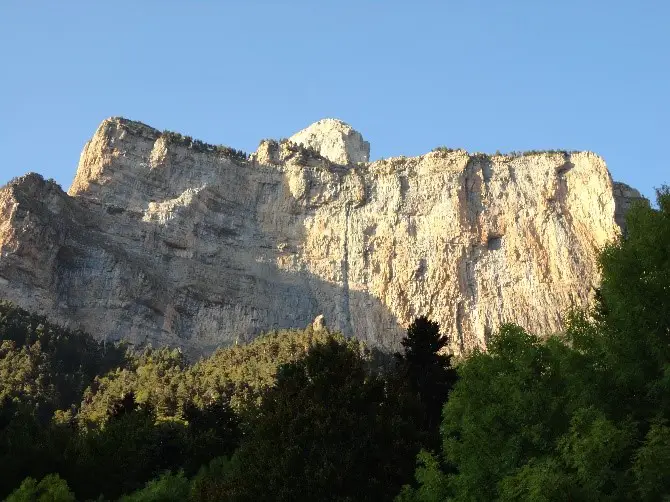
(288, 119), (370, 165)
(0, 117), (636, 356)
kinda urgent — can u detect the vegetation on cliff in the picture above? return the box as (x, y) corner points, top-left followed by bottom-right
(431, 146), (580, 157)
(161, 130), (248, 162)
(0, 305), (450, 500)
(0, 186), (668, 500)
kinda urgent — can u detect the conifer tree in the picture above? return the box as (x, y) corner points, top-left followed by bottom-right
(396, 316), (458, 450)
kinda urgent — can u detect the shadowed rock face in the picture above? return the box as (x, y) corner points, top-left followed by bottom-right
(612, 181), (648, 232)
(0, 117), (639, 356)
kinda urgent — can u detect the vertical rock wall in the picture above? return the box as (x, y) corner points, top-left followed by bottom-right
(0, 117), (630, 356)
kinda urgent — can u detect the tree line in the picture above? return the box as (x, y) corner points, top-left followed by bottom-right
(1, 186), (668, 501)
(0, 303), (453, 501)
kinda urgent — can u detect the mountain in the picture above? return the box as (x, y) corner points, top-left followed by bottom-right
(0, 117), (645, 356)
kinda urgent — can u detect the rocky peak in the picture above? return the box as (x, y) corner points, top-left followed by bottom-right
(288, 118), (370, 165)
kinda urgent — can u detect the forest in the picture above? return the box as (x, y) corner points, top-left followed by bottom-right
(0, 186), (668, 501)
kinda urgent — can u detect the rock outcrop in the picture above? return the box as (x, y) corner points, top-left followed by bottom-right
(0, 117), (637, 356)
(288, 119), (370, 165)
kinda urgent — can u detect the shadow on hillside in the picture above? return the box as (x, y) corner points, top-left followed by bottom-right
(0, 158), (406, 359)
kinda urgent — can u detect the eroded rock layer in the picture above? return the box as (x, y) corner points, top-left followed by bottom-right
(0, 118), (638, 356)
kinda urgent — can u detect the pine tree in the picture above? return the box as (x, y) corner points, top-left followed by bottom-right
(396, 316), (458, 451)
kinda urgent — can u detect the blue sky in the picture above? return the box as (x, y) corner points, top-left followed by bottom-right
(1, 1), (668, 200)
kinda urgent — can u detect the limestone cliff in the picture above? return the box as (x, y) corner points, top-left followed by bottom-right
(0, 117), (638, 356)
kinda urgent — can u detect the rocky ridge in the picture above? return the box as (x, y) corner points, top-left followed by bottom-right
(0, 117), (644, 356)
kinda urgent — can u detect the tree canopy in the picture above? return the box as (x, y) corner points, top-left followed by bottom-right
(399, 186), (670, 501)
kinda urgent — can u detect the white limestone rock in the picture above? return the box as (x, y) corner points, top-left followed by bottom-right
(288, 119), (370, 165)
(312, 314), (326, 331)
(0, 117), (641, 358)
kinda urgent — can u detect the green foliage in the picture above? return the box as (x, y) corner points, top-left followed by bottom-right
(0, 301), (127, 412)
(161, 130), (248, 162)
(0, 307), (324, 499)
(1, 310), (417, 500)
(67, 401), (193, 499)
(432, 146), (577, 158)
(404, 185), (670, 501)
(188, 456), (244, 502)
(0, 399), (68, 499)
(75, 327), (338, 432)
(441, 325), (570, 500)
(0, 303), (128, 497)
(395, 451), (450, 502)
(595, 185), (670, 419)
(497, 457), (574, 502)
(431, 146), (461, 154)
(77, 346), (190, 426)
(507, 149), (575, 157)
(197, 335), (421, 501)
(191, 326), (339, 412)
(278, 139), (324, 165)
(396, 316), (457, 450)
(556, 407), (636, 498)
(119, 471), (191, 502)
(6, 474), (75, 502)
(632, 419), (670, 501)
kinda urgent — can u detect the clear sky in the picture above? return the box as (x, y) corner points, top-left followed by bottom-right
(1, 1), (668, 200)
